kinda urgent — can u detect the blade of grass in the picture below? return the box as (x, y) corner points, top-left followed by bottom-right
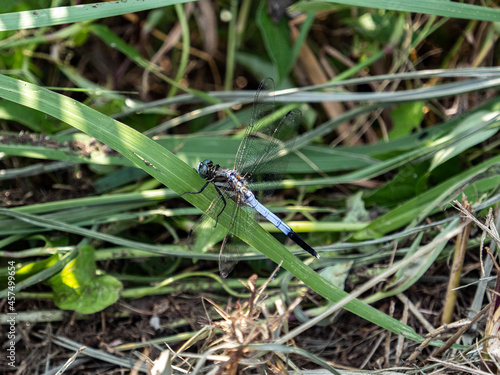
(0, 247), (79, 298)
(256, 1), (293, 82)
(224, 0), (238, 90)
(352, 154), (500, 240)
(293, 0), (500, 23)
(0, 0), (192, 31)
(87, 23), (241, 127)
(167, 3), (190, 98)
(0, 202), (158, 236)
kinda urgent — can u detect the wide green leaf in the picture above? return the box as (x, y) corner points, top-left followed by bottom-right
(48, 245), (122, 314)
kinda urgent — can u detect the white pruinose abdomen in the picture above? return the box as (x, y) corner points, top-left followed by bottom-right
(243, 190), (292, 235)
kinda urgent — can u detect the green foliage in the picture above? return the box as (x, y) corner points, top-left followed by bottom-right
(355, 13), (397, 44)
(429, 111), (500, 172)
(366, 162), (429, 206)
(0, 100), (64, 132)
(48, 246), (122, 314)
(293, 0), (500, 22)
(0, 0), (192, 31)
(16, 253), (60, 279)
(1, 2), (500, 368)
(256, 2), (294, 81)
(388, 102), (425, 139)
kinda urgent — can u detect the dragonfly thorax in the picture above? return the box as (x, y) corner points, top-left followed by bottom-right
(213, 168), (252, 205)
(196, 160), (251, 204)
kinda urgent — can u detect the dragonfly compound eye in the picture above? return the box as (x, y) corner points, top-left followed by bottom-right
(197, 159), (212, 179)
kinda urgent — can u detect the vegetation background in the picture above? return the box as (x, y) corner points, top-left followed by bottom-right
(1, 0), (500, 373)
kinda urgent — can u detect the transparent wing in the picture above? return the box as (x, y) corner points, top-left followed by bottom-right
(234, 78), (301, 196)
(188, 192), (249, 278)
(188, 196), (228, 254)
(218, 204), (255, 278)
(245, 108), (301, 196)
(234, 77), (275, 174)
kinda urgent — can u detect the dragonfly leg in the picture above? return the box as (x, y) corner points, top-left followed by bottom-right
(182, 181), (227, 228)
(213, 185), (227, 227)
(181, 181), (210, 196)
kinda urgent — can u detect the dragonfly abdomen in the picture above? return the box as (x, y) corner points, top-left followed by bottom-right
(244, 192), (289, 232)
(244, 191), (320, 259)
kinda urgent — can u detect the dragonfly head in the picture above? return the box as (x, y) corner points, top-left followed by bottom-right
(196, 159), (213, 179)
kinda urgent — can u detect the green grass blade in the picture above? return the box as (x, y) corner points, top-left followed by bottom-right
(0, 0), (192, 31)
(293, 0), (500, 22)
(353, 155), (500, 240)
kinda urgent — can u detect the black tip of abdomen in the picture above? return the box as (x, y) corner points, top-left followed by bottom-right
(287, 231), (320, 259)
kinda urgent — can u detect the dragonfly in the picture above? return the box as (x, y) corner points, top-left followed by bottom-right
(184, 78), (319, 277)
